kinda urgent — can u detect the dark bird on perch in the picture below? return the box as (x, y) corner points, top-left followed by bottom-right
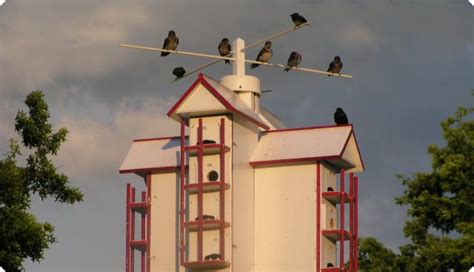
(284, 51), (302, 72)
(172, 67), (186, 79)
(195, 214), (215, 221)
(205, 253), (221, 261)
(290, 13), (307, 27)
(218, 38), (232, 64)
(250, 41), (273, 69)
(334, 107), (349, 125)
(327, 56), (343, 76)
(161, 30), (179, 57)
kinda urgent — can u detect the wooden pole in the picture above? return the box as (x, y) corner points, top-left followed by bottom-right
(244, 59), (353, 78)
(120, 43), (236, 62)
(241, 22), (310, 52)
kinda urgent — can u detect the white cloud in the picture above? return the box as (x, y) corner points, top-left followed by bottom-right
(55, 96), (179, 178)
(0, 3), (153, 92)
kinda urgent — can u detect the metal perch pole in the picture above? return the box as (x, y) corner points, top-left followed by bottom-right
(173, 53), (233, 82)
(244, 59), (353, 78)
(241, 22), (310, 52)
(120, 44), (235, 62)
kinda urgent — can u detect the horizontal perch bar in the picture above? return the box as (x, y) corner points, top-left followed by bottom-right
(244, 59), (353, 78)
(173, 53), (234, 83)
(241, 22), (310, 52)
(120, 43), (236, 61)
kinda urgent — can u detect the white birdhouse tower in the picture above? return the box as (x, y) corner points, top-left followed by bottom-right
(120, 47), (364, 270)
(119, 14), (364, 269)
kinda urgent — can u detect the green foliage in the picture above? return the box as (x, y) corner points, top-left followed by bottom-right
(0, 91), (83, 271)
(360, 102), (474, 271)
(358, 237), (399, 271)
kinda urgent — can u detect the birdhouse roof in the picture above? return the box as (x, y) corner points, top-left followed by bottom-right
(167, 73), (270, 129)
(250, 124), (364, 172)
(119, 136), (185, 174)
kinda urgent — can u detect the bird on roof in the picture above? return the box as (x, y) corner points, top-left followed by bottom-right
(250, 41), (273, 69)
(172, 67), (186, 79)
(290, 13), (308, 28)
(284, 51), (302, 72)
(334, 107), (349, 125)
(161, 30), (179, 57)
(218, 38), (232, 64)
(327, 56), (343, 76)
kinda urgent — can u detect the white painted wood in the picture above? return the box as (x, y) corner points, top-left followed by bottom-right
(119, 138), (182, 173)
(254, 164), (316, 272)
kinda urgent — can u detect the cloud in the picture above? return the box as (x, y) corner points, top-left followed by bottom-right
(55, 96), (179, 178)
(0, 2), (153, 92)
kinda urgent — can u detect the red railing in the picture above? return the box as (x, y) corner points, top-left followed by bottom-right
(126, 183), (150, 272)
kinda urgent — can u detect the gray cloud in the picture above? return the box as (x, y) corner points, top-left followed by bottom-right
(0, 0), (472, 271)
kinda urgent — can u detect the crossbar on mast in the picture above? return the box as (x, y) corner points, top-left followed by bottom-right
(173, 53), (233, 82)
(120, 44), (236, 62)
(244, 59), (353, 78)
(241, 22), (310, 52)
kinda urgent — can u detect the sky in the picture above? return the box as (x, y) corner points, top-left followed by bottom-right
(0, 0), (472, 271)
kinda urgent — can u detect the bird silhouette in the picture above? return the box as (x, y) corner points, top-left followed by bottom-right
(250, 41), (273, 69)
(290, 13), (307, 27)
(334, 107), (349, 125)
(218, 38), (232, 64)
(205, 253), (221, 261)
(327, 56), (343, 76)
(284, 51), (302, 72)
(172, 67), (186, 79)
(161, 30), (179, 57)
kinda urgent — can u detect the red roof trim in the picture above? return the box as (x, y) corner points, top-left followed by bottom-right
(339, 129), (353, 156)
(119, 165), (185, 174)
(133, 136), (187, 142)
(264, 124), (353, 134)
(249, 155), (342, 167)
(351, 127), (366, 170)
(166, 74), (203, 117)
(166, 73), (270, 130)
(199, 78), (270, 130)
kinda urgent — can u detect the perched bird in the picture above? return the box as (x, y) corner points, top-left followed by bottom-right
(290, 13), (308, 27)
(172, 67), (186, 79)
(205, 253), (221, 261)
(161, 30), (179, 57)
(218, 38), (232, 64)
(334, 107), (349, 125)
(195, 214), (215, 221)
(327, 56), (343, 76)
(284, 51), (302, 72)
(250, 41), (273, 69)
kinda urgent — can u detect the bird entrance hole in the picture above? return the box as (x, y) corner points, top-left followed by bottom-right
(208, 170), (219, 181)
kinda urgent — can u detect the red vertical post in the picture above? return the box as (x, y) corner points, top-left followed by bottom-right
(349, 173), (354, 271)
(131, 187), (136, 272)
(219, 118), (225, 261)
(355, 176), (359, 271)
(180, 121), (186, 265)
(316, 162), (321, 272)
(197, 118), (204, 261)
(340, 170), (345, 270)
(146, 175), (152, 272)
(126, 184), (131, 272)
(141, 191), (146, 272)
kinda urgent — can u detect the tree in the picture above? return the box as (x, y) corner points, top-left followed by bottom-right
(0, 91), (83, 272)
(359, 102), (474, 271)
(358, 237), (399, 271)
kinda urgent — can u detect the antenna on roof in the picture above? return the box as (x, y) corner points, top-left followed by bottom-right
(120, 13), (353, 82)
